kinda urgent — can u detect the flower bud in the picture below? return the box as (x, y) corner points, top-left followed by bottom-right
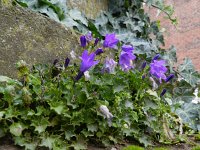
(160, 89), (167, 97)
(95, 48), (103, 55)
(64, 57), (70, 68)
(152, 54), (160, 61)
(165, 74), (174, 82)
(80, 35), (87, 47)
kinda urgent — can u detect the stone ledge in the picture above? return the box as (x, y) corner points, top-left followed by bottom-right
(0, 1), (80, 77)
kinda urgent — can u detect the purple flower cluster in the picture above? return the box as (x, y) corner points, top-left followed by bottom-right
(80, 50), (99, 72)
(103, 57), (117, 74)
(150, 59), (167, 81)
(103, 33), (119, 48)
(119, 45), (136, 71)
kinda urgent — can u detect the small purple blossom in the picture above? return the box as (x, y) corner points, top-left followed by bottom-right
(103, 33), (119, 48)
(121, 45), (134, 52)
(75, 71), (84, 81)
(141, 61), (147, 70)
(80, 35), (87, 47)
(85, 31), (93, 42)
(95, 48), (104, 55)
(103, 57), (117, 74)
(152, 54), (160, 61)
(64, 57), (70, 68)
(80, 50), (99, 72)
(119, 50), (136, 71)
(160, 89), (167, 97)
(165, 74), (174, 82)
(94, 38), (99, 46)
(150, 60), (167, 80)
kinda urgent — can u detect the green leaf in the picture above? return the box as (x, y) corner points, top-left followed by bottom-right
(0, 111), (5, 120)
(0, 76), (13, 82)
(49, 101), (65, 114)
(10, 122), (25, 136)
(31, 117), (49, 133)
(69, 9), (88, 26)
(65, 131), (75, 141)
(40, 136), (55, 149)
(114, 85), (126, 93)
(175, 102), (200, 131)
(87, 124), (98, 132)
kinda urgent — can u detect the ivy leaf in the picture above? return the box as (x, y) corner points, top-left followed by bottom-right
(0, 111), (5, 120)
(0, 76), (12, 82)
(87, 124), (98, 132)
(31, 117), (49, 133)
(175, 102), (200, 131)
(138, 136), (152, 147)
(69, 9), (88, 26)
(49, 101), (65, 114)
(40, 136), (56, 149)
(113, 85), (126, 93)
(9, 122), (25, 136)
(65, 131), (75, 140)
(71, 136), (87, 150)
(14, 136), (37, 150)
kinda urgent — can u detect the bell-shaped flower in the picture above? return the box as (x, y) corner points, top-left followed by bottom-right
(94, 38), (99, 46)
(95, 48), (104, 55)
(99, 105), (113, 127)
(84, 71), (90, 81)
(160, 89), (167, 97)
(152, 54), (160, 61)
(103, 57), (117, 74)
(64, 57), (70, 68)
(165, 74), (174, 82)
(80, 50), (99, 72)
(121, 44), (134, 52)
(85, 31), (93, 42)
(103, 33), (119, 48)
(119, 51), (136, 71)
(150, 60), (167, 80)
(80, 35), (87, 47)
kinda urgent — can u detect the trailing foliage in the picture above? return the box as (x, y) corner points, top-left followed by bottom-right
(2, 0), (200, 149)
(0, 32), (186, 149)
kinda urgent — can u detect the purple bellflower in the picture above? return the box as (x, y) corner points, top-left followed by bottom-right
(150, 60), (167, 81)
(119, 45), (136, 71)
(85, 31), (93, 42)
(76, 50), (99, 81)
(165, 74), (174, 82)
(152, 54), (160, 61)
(103, 33), (119, 48)
(94, 38), (99, 46)
(121, 45), (134, 52)
(95, 48), (104, 55)
(80, 35), (87, 47)
(80, 50), (99, 72)
(103, 57), (117, 74)
(160, 89), (167, 97)
(64, 57), (70, 68)
(141, 61), (147, 70)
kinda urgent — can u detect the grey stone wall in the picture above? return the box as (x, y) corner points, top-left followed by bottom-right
(68, 0), (108, 19)
(0, 1), (80, 77)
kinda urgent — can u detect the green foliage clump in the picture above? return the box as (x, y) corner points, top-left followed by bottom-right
(192, 145), (200, 150)
(123, 145), (144, 150)
(2, 0), (200, 149)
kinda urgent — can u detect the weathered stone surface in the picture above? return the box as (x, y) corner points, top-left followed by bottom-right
(67, 0), (108, 19)
(0, 1), (80, 77)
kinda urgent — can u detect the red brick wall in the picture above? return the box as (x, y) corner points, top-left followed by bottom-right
(145, 0), (200, 71)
